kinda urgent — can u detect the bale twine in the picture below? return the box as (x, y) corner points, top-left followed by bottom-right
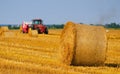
(29, 28), (38, 37)
(60, 21), (107, 66)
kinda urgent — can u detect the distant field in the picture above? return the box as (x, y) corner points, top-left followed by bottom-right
(0, 29), (119, 74)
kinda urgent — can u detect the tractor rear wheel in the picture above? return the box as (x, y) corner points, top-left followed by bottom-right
(44, 28), (48, 34)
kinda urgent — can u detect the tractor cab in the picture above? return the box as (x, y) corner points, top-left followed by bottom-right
(31, 19), (48, 34)
(32, 19), (43, 25)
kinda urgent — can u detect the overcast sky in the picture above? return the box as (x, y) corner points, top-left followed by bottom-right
(0, 0), (120, 25)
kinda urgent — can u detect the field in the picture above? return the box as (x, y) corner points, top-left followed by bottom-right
(0, 29), (120, 74)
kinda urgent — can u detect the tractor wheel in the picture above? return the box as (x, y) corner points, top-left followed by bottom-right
(37, 28), (41, 34)
(44, 28), (48, 34)
(22, 31), (25, 33)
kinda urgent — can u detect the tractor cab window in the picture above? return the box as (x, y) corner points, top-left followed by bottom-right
(33, 21), (41, 24)
(32, 19), (42, 24)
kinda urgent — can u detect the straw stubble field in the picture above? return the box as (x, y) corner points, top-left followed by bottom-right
(0, 29), (120, 74)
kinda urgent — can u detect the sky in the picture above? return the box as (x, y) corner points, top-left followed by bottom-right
(0, 0), (120, 25)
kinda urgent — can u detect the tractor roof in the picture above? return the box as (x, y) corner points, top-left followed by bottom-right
(32, 19), (42, 21)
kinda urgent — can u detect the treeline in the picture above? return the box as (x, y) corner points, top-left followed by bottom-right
(89, 22), (120, 29)
(46, 24), (64, 29)
(1, 23), (120, 29)
(104, 23), (120, 28)
(2, 24), (64, 29)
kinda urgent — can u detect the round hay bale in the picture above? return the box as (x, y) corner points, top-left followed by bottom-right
(29, 29), (38, 37)
(60, 21), (107, 66)
(2, 32), (15, 38)
(59, 22), (76, 65)
(19, 25), (22, 33)
(0, 26), (9, 32)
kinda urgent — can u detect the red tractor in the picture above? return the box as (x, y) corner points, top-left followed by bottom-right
(22, 19), (48, 34)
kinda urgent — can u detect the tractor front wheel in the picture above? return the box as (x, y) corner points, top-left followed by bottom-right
(37, 28), (41, 34)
